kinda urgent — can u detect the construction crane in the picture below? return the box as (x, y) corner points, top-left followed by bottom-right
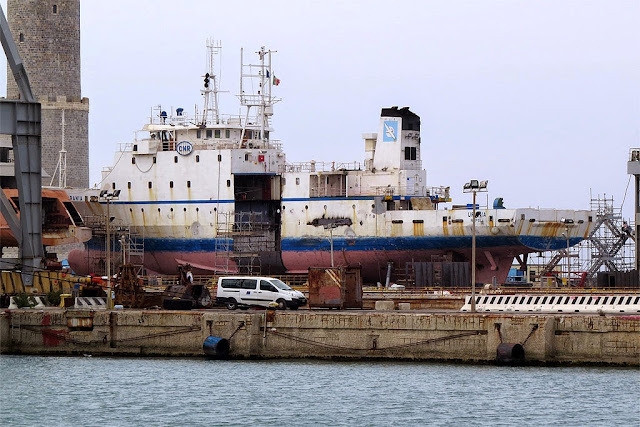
(0, 5), (43, 285)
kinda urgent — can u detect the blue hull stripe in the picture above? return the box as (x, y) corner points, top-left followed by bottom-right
(87, 235), (582, 252)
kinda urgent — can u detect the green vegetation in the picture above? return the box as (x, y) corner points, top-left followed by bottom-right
(46, 290), (62, 306)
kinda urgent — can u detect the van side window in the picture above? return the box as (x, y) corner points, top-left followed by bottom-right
(260, 281), (277, 292)
(220, 279), (242, 289)
(242, 279), (257, 289)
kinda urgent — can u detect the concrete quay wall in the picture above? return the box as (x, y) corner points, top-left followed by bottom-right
(1, 309), (638, 366)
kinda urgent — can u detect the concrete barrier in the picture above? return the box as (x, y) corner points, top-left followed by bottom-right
(397, 303), (411, 311)
(1, 309), (638, 365)
(375, 301), (395, 311)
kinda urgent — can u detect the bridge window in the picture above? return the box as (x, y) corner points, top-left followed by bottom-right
(132, 157), (136, 164)
(174, 156), (178, 163)
(127, 182), (131, 189)
(187, 181), (191, 188)
(19, 33), (24, 42)
(196, 155), (200, 163)
(197, 130), (201, 139)
(206, 130), (213, 138)
(170, 181), (173, 188)
(225, 129), (231, 138)
(53, 4), (58, 14)
(404, 146), (417, 160)
(214, 129), (221, 138)
(148, 182), (152, 189)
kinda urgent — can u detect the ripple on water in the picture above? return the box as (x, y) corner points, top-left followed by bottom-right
(1, 356), (639, 427)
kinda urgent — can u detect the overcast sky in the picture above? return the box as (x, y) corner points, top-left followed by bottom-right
(2, 0), (639, 220)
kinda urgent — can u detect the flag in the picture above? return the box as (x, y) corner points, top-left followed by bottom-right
(273, 74), (280, 86)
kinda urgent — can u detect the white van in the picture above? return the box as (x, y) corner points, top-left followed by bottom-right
(216, 276), (307, 310)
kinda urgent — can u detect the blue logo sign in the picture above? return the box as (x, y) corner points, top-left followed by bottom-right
(176, 141), (193, 156)
(383, 120), (398, 142)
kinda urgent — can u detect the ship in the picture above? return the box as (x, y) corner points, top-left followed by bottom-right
(1, 188), (91, 248)
(67, 42), (595, 284)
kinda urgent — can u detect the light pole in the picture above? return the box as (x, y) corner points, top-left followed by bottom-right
(560, 218), (573, 286)
(99, 189), (120, 309)
(463, 179), (488, 312)
(324, 223), (338, 267)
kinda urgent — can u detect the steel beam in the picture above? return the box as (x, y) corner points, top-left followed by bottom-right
(1, 5), (42, 284)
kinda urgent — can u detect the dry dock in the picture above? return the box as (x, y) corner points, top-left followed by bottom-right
(1, 308), (638, 366)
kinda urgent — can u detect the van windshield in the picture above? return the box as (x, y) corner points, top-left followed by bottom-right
(270, 279), (292, 291)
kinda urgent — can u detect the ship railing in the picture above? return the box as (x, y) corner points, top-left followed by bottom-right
(113, 139), (281, 153)
(427, 186), (451, 200)
(116, 142), (135, 152)
(372, 185), (427, 197)
(148, 110), (270, 129)
(280, 161), (362, 173)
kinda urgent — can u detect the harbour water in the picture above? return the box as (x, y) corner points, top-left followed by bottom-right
(1, 355), (638, 426)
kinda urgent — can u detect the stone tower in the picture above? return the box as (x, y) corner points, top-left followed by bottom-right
(6, 0), (89, 188)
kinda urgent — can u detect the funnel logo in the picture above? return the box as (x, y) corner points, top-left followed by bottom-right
(176, 141), (193, 156)
(383, 120), (398, 142)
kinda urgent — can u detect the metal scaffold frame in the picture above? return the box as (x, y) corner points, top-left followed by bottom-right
(535, 195), (636, 287)
(214, 210), (276, 275)
(82, 215), (145, 277)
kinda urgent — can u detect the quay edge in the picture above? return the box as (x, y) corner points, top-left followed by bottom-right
(1, 309), (638, 366)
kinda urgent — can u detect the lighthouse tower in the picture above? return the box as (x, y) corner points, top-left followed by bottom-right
(6, 0), (89, 188)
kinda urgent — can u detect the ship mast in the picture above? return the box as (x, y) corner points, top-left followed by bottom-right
(201, 39), (221, 125)
(239, 46), (279, 145)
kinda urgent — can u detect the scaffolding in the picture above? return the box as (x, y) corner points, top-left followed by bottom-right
(536, 195), (636, 287)
(214, 211), (276, 275)
(83, 215), (145, 276)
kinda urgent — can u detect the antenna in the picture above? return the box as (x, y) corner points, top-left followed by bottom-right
(201, 39), (222, 125)
(238, 46), (280, 145)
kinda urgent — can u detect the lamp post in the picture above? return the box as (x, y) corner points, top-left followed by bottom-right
(99, 189), (120, 309)
(560, 218), (573, 286)
(324, 223), (338, 267)
(463, 179), (488, 312)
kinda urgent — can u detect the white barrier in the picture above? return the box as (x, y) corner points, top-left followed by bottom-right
(8, 296), (48, 309)
(73, 297), (107, 310)
(461, 294), (640, 314)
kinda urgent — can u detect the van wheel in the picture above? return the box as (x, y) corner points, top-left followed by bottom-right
(226, 299), (238, 310)
(276, 299), (287, 310)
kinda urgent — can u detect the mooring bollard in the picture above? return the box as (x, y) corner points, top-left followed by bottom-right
(203, 336), (230, 359)
(496, 343), (525, 364)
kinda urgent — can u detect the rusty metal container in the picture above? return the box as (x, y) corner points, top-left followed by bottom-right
(308, 267), (363, 309)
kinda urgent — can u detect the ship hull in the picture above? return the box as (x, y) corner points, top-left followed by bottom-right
(68, 234), (583, 283)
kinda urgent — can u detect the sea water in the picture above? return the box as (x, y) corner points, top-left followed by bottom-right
(1, 355), (638, 426)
